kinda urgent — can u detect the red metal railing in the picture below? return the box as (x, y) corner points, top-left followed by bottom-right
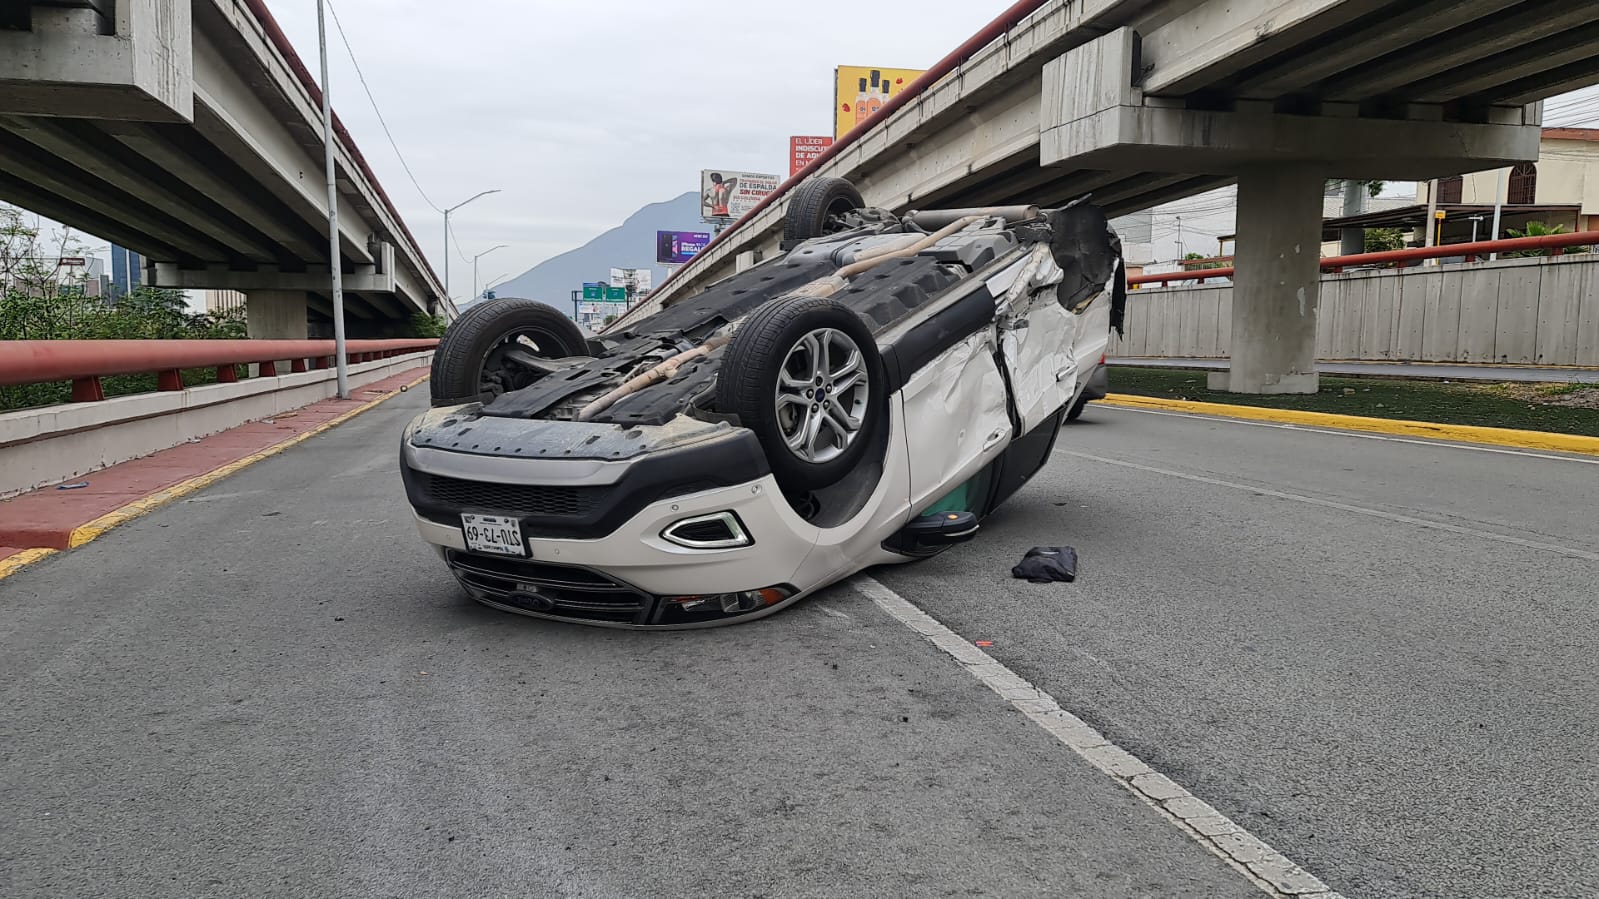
(0, 339), (437, 402)
(612, 0), (1050, 329)
(1128, 231), (1599, 287)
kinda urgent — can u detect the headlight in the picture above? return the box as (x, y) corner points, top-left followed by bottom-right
(664, 586), (792, 616)
(660, 511), (751, 549)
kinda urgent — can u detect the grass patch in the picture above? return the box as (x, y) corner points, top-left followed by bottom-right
(1107, 366), (1599, 437)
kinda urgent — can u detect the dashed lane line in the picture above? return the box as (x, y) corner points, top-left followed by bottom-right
(853, 575), (1345, 899)
(1055, 449), (1599, 563)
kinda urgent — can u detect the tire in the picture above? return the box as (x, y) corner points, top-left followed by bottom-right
(718, 296), (885, 491)
(430, 298), (588, 407)
(1065, 391), (1090, 422)
(782, 177), (865, 245)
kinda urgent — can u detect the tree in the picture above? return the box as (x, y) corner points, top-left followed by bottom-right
(1, 203), (89, 298)
(407, 312), (448, 338)
(1326, 179), (1385, 198)
(1363, 228), (1408, 253)
(602, 313), (618, 326)
(1181, 252), (1227, 271)
(1503, 221), (1587, 257)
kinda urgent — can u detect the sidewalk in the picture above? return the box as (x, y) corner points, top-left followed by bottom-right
(1112, 357), (1599, 383)
(0, 367), (428, 563)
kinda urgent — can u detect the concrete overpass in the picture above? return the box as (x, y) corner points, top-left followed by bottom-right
(0, 0), (450, 337)
(624, 0), (1599, 393)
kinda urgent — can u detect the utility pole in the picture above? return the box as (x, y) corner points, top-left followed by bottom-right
(315, 0), (348, 398)
(1422, 178), (1440, 264)
(1489, 167), (1508, 261)
(1340, 179), (1366, 256)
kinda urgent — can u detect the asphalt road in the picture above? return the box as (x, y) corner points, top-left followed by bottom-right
(2, 391), (1594, 898)
(875, 403), (1598, 899)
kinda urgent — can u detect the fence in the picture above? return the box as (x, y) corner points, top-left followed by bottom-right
(1118, 237), (1599, 366)
(0, 339), (437, 497)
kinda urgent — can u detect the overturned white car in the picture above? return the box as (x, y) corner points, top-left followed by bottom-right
(401, 177), (1124, 627)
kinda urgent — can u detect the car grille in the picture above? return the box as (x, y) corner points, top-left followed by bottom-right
(445, 550), (653, 624)
(419, 473), (605, 517)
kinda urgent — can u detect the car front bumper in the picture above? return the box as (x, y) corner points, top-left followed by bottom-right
(408, 471), (833, 628)
(400, 405), (842, 627)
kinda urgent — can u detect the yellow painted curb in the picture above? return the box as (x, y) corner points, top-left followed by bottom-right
(0, 372), (429, 582)
(1100, 393), (1599, 457)
(0, 547), (58, 580)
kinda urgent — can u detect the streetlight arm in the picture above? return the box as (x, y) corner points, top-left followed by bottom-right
(446, 189), (502, 215)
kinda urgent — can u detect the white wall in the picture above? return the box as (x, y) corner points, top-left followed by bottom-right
(1115, 256), (1599, 366)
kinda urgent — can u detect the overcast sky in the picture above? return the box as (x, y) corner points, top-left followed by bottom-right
(268, 0), (1005, 298)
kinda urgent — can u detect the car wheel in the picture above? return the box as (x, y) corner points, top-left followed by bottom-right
(1066, 391), (1090, 421)
(783, 177), (865, 245)
(430, 299), (588, 407)
(718, 296), (885, 491)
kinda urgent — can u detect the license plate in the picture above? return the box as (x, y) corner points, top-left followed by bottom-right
(460, 514), (526, 557)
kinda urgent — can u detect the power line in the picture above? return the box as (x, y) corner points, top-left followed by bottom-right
(324, 0), (443, 214)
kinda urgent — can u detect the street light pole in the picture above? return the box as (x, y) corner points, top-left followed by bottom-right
(471, 244), (507, 302)
(442, 189), (500, 302)
(315, 0), (348, 398)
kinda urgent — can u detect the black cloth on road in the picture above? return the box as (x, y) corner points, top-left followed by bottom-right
(1011, 546), (1078, 583)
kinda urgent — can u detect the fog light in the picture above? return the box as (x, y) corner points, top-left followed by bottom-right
(661, 511), (751, 549)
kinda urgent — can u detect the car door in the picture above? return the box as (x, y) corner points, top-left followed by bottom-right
(899, 329), (1013, 513)
(999, 277), (1080, 433)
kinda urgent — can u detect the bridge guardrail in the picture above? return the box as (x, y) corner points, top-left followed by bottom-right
(1128, 232), (1599, 287)
(0, 339), (438, 402)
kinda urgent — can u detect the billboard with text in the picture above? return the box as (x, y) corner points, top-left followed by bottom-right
(700, 169), (781, 219)
(656, 230), (711, 265)
(790, 136), (834, 176)
(834, 65), (924, 139)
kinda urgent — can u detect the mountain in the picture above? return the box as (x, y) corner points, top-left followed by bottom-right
(474, 191), (703, 316)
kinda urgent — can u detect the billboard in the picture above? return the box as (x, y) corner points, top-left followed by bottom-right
(609, 267), (652, 293)
(790, 136), (834, 176)
(656, 230), (711, 265)
(834, 66), (924, 139)
(700, 169), (781, 220)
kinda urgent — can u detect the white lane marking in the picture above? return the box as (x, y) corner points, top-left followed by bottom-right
(1097, 404), (1599, 466)
(853, 575), (1345, 899)
(1057, 449), (1599, 562)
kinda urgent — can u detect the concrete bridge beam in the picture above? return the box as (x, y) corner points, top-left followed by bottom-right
(148, 262), (397, 294)
(1042, 26), (1543, 393)
(0, 0), (194, 122)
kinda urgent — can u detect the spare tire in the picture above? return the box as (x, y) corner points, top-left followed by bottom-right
(717, 295), (885, 491)
(783, 177), (865, 245)
(430, 299), (588, 407)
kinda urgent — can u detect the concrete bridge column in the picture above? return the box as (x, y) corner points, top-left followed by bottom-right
(246, 290), (309, 377)
(246, 290), (309, 340)
(1207, 168), (1323, 395)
